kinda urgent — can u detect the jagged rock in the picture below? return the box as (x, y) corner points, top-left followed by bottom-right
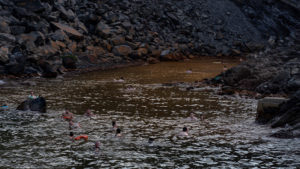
(96, 22), (112, 38)
(110, 36), (126, 46)
(0, 46), (9, 64)
(0, 19), (10, 33)
(0, 33), (15, 42)
(17, 97), (46, 113)
(10, 26), (26, 35)
(51, 22), (83, 39)
(112, 45), (132, 57)
(55, 4), (76, 20)
(86, 46), (106, 57)
(12, 0), (45, 12)
(50, 30), (68, 41)
(137, 48), (148, 57)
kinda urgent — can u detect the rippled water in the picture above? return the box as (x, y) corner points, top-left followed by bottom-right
(0, 59), (299, 168)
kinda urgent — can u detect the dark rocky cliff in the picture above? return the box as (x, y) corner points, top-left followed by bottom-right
(0, 0), (298, 78)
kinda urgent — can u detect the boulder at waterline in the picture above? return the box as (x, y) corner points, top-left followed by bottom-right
(17, 97), (46, 113)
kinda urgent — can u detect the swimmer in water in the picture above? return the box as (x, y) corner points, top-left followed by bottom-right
(186, 69), (192, 74)
(148, 138), (154, 144)
(115, 128), (122, 137)
(28, 92), (37, 99)
(112, 121), (118, 130)
(179, 127), (189, 136)
(223, 65), (228, 71)
(70, 132), (74, 140)
(1, 104), (8, 108)
(114, 77), (125, 82)
(62, 110), (73, 121)
(70, 132), (88, 141)
(84, 109), (94, 117)
(69, 120), (81, 130)
(188, 112), (198, 121)
(95, 141), (100, 151)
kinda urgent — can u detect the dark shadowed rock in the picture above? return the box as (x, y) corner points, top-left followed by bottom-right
(17, 97), (46, 113)
(39, 61), (58, 78)
(62, 56), (77, 69)
(5, 63), (25, 75)
(0, 33), (15, 42)
(12, 0), (45, 12)
(0, 19), (10, 33)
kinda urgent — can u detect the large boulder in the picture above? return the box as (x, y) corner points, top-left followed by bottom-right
(271, 90), (300, 128)
(96, 22), (112, 38)
(256, 97), (288, 124)
(17, 97), (46, 113)
(51, 22), (83, 39)
(112, 45), (132, 57)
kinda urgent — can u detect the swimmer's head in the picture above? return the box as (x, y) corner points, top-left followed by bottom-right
(148, 138), (154, 144)
(116, 128), (121, 134)
(95, 141), (100, 148)
(70, 132), (74, 137)
(183, 127), (188, 132)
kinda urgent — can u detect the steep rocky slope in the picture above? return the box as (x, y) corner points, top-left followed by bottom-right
(1, 0), (298, 78)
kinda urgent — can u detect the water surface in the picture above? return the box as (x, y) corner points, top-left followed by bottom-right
(0, 59), (299, 168)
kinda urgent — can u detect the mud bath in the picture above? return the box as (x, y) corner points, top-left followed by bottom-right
(0, 59), (299, 168)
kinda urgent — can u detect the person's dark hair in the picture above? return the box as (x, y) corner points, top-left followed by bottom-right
(112, 121), (116, 127)
(183, 127), (187, 132)
(116, 128), (121, 134)
(70, 132), (74, 137)
(148, 138), (154, 144)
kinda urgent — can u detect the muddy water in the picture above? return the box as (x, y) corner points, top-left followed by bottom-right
(0, 59), (299, 168)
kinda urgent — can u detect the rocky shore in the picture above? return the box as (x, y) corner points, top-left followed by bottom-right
(0, 0), (299, 78)
(0, 0), (299, 138)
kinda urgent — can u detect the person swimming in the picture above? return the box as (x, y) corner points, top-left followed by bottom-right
(1, 104), (8, 108)
(28, 92), (38, 99)
(69, 120), (81, 130)
(186, 69), (192, 74)
(62, 110), (73, 121)
(112, 121), (118, 130)
(70, 132), (88, 141)
(84, 109), (94, 117)
(179, 127), (189, 136)
(148, 138), (154, 144)
(223, 65), (228, 71)
(95, 141), (100, 151)
(187, 112), (198, 121)
(114, 77), (125, 82)
(115, 128), (122, 137)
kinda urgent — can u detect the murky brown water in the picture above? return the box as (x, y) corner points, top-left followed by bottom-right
(0, 59), (299, 168)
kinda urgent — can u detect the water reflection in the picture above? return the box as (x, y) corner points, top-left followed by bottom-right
(0, 59), (299, 168)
